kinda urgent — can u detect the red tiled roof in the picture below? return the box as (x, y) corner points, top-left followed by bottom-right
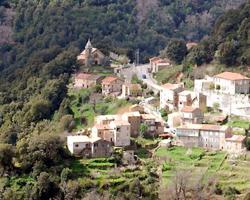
(181, 106), (198, 113)
(162, 83), (182, 90)
(215, 72), (250, 81)
(226, 135), (246, 142)
(102, 76), (120, 84)
(177, 124), (228, 132)
(76, 73), (92, 79)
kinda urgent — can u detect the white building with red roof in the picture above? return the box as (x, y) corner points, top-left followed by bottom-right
(194, 72), (250, 117)
(213, 72), (250, 95)
(149, 56), (172, 73)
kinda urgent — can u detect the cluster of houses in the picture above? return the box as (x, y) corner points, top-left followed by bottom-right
(71, 39), (248, 158)
(158, 71), (249, 153)
(74, 72), (142, 98)
(67, 106), (165, 157)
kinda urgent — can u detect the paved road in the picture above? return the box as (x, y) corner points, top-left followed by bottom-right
(119, 64), (163, 93)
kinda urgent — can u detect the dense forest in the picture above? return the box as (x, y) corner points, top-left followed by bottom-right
(0, 0), (249, 199)
(186, 0), (250, 66)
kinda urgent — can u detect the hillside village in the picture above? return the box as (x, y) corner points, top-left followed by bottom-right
(68, 40), (248, 157)
(1, 0), (250, 199)
(63, 40), (250, 198)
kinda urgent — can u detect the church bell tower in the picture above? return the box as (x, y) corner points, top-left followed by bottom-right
(85, 39), (93, 67)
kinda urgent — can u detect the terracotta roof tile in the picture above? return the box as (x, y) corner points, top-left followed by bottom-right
(226, 135), (246, 142)
(215, 72), (250, 81)
(181, 106), (198, 113)
(162, 83), (183, 90)
(76, 73), (92, 79)
(102, 76), (120, 84)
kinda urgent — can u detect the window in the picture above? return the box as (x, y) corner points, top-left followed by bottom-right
(75, 144), (79, 147)
(94, 143), (98, 147)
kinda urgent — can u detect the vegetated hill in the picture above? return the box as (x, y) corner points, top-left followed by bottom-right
(0, 0), (246, 139)
(186, 0), (250, 66)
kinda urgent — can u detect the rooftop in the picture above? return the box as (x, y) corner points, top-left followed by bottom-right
(67, 135), (101, 143)
(141, 114), (155, 120)
(75, 73), (92, 79)
(94, 124), (112, 130)
(102, 76), (120, 84)
(214, 72), (250, 81)
(226, 135), (246, 142)
(181, 106), (199, 113)
(162, 83), (183, 91)
(111, 120), (131, 126)
(124, 83), (142, 90)
(122, 111), (141, 117)
(177, 124), (229, 132)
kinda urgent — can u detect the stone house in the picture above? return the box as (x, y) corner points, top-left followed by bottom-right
(122, 83), (142, 98)
(225, 135), (246, 153)
(92, 120), (131, 147)
(74, 73), (103, 89)
(160, 83), (184, 111)
(180, 106), (204, 125)
(77, 39), (105, 67)
(122, 112), (141, 137)
(176, 124), (244, 151)
(102, 76), (124, 96)
(141, 114), (158, 137)
(67, 135), (112, 158)
(149, 57), (172, 73)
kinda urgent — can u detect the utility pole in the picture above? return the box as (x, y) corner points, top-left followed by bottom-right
(135, 49), (139, 66)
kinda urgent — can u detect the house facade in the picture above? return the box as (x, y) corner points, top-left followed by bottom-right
(176, 124), (246, 152)
(194, 72), (250, 117)
(149, 57), (171, 73)
(92, 120), (131, 147)
(77, 39), (105, 67)
(102, 76), (124, 96)
(213, 72), (250, 95)
(225, 135), (246, 153)
(122, 83), (142, 98)
(67, 136), (112, 158)
(180, 106), (204, 125)
(122, 112), (141, 137)
(74, 73), (103, 88)
(160, 83), (184, 111)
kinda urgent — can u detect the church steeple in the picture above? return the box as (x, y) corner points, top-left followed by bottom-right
(85, 38), (92, 49)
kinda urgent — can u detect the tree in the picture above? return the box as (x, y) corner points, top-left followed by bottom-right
(161, 39), (187, 64)
(31, 172), (60, 200)
(216, 40), (238, 65)
(140, 124), (149, 137)
(60, 114), (75, 132)
(0, 143), (14, 175)
(16, 134), (66, 173)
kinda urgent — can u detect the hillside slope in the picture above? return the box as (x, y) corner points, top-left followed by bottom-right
(186, 0), (250, 66)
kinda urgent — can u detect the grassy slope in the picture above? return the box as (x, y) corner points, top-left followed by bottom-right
(155, 146), (250, 194)
(68, 88), (132, 130)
